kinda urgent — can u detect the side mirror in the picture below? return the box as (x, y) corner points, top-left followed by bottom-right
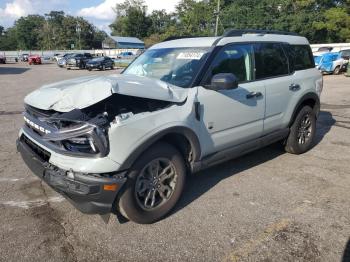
(210, 73), (239, 91)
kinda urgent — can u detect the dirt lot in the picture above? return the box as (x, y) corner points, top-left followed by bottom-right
(0, 63), (350, 262)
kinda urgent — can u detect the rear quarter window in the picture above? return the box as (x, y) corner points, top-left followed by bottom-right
(289, 45), (315, 71)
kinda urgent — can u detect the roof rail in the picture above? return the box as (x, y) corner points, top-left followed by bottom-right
(162, 36), (198, 42)
(223, 29), (299, 37)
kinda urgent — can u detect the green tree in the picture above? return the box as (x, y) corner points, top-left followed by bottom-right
(110, 0), (152, 38)
(15, 15), (45, 50)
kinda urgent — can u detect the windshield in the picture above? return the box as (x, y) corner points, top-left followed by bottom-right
(314, 56), (322, 64)
(91, 57), (104, 62)
(123, 47), (210, 88)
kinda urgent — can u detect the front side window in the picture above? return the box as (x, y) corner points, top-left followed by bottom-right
(206, 44), (254, 83)
(123, 47), (210, 88)
(254, 43), (289, 79)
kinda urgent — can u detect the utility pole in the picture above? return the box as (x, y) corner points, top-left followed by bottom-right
(76, 23), (81, 50)
(214, 0), (220, 36)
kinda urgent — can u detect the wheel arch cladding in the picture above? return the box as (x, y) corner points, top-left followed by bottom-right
(118, 126), (201, 171)
(289, 93), (320, 127)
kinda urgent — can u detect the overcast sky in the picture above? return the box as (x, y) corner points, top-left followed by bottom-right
(0, 0), (181, 32)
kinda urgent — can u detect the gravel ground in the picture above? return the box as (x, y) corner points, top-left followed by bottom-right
(0, 62), (350, 262)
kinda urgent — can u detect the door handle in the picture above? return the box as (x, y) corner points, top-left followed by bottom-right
(246, 91), (262, 99)
(289, 83), (301, 91)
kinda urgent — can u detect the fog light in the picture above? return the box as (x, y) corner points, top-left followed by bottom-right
(103, 184), (118, 191)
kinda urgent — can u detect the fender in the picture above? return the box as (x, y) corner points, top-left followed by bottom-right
(289, 92), (320, 127)
(118, 126), (201, 171)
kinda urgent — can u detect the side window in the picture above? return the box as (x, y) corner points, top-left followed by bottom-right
(254, 43), (289, 79)
(290, 45), (315, 70)
(207, 44), (254, 83)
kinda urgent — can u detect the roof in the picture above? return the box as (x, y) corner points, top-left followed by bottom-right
(109, 36), (144, 44)
(218, 34), (309, 46)
(150, 37), (219, 49)
(150, 33), (309, 50)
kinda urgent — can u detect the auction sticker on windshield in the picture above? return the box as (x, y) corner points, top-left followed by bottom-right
(177, 52), (205, 60)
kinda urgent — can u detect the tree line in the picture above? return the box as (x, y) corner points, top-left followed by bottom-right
(111, 0), (350, 46)
(0, 11), (107, 51)
(0, 0), (349, 51)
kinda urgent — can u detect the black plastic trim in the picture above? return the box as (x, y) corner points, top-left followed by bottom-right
(17, 137), (127, 215)
(223, 29), (299, 37)
(289, 93), (320, 127)
(118, 126), (201, 171)
(191, 128), (290, 173)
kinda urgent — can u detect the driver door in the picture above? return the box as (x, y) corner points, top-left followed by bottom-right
(197, 43), (265, 154)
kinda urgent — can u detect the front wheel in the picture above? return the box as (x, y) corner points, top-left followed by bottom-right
(285, 106), (316, 154)
(118, 142), (186, 224)
(333, 66), (341, 75)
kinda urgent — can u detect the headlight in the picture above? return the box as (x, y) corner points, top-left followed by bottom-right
(42, 121), (109, 156)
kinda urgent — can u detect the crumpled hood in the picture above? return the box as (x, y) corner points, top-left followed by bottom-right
(24, 74), (188, 112)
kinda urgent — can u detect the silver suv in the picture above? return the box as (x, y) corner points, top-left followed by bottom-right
(17, 30), (323, 224)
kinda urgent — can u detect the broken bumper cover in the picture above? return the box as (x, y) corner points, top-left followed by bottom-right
(17, 136), (127, 214)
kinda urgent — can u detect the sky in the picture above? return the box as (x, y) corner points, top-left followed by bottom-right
(0, 0), (181, 33)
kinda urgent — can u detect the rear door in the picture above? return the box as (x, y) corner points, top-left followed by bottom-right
(253, 43), (294, 134)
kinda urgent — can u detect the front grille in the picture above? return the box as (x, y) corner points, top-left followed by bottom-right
(21, 135), (51, 162)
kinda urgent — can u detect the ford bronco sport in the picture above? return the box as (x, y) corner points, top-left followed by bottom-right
(17, 30), (322, 224)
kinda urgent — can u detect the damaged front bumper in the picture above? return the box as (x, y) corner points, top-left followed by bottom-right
(17, 133), (127, 214)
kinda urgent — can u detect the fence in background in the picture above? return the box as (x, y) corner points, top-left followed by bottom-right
(0, 49), (142, 58)
(310, 43), (350, 52)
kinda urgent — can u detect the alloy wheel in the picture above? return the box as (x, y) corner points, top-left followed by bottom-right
(135, 158), (177, 210)
(297, 114), (312, 144)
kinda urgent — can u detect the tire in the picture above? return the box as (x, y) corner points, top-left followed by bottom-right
(333, 66), (341, 75)
(118, 142), (186, 224)
(111, 64), (114, 70)
(88, 68), (92, 71)
(285, 105), (316, 154)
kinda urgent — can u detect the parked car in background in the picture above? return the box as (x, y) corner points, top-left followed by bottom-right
(57, 53), (74, 68)
(314, 52), (347, 74)
(52, 53), (62, 61)
(28, 55), (41, 65)
(86, 56), (114, 71)
(340, 49), (350, 62)
(317, 46), (333, 52)
(66, 53), (93, 70)
(0, 55), (6, 64)
(21, 54), (29, 62)
(117, 51), (134, 59)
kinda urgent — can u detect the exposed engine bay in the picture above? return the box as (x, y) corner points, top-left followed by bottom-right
(23, 94), (174, 157)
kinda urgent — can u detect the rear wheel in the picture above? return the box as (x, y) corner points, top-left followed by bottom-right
(285, 106), (316, 154)
(118, 142), (186, 224)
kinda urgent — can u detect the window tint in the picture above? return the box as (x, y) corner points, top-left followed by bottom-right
(254, 43), (289, 79)
(290, 45), (315, 71)
(208, 44), (254, 83)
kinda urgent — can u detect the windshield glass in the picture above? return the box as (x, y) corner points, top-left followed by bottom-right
(91, 57), (104, 62)
(314, 56), (322, 64)
(123, 47), (210, 88)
